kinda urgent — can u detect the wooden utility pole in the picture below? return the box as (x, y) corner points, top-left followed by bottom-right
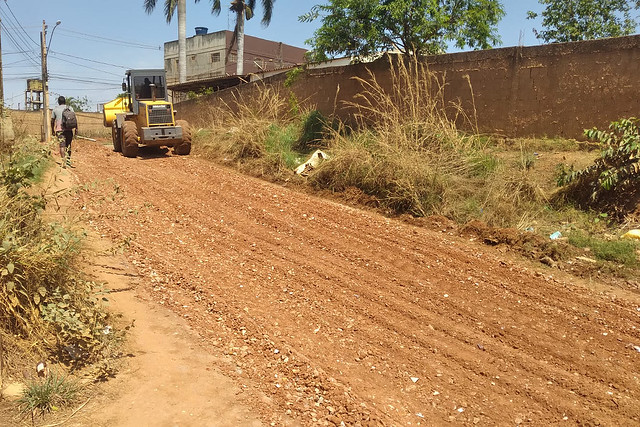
(0, 18), (4, 114)
(40, 20), (50, 143)
(0, 18), (4, 144)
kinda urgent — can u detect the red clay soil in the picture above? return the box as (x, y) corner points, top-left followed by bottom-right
(68, 140), (640, 426)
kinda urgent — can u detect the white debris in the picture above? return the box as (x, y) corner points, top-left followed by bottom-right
(294, 150), (329, 176)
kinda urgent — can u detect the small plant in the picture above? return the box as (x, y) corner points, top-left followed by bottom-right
(295, 110), (328, 152)
(284, 66), (304, 88)
(568, 230), (639, 266)
(558, 118), (640, 200)
(18, 372), (80, 420)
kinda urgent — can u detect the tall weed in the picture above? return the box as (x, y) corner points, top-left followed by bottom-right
(310, 55), (542, 224)
(195, 83), (317, 179)
(0, 138), (122, 370)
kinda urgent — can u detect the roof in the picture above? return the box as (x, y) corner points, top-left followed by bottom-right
(167, 75), (249, 93)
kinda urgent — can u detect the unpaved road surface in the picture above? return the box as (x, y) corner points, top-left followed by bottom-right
(68, 140), (640, 426)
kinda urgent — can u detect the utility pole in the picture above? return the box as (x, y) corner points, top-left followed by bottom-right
(40, 20), (49, 143)
(0, 18), (4, 144)
(0, 18), (4, 114)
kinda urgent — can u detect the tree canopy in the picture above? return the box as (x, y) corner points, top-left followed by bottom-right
(300, 0), (505, 61)
(527, 0), (640, 43)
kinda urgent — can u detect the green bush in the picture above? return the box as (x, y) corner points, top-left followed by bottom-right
(294, 110), (329, 152)
(557, 118), (640, 219)
(0, 137), (123, 369)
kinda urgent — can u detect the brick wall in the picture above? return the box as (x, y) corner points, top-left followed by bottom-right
(177, 35), (640, 140)
(10, 110), (109, 139)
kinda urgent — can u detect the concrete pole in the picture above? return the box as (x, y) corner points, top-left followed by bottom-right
(237, 9), (244, 75)
(0, 18), (4, 114)
(178, 0), (187, 83)
(40, 20), (50, 143)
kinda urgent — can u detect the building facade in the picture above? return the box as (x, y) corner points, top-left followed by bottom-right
(164, 29), (308, 85)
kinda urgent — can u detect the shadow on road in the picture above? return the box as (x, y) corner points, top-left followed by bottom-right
(136, 146), (172, 160)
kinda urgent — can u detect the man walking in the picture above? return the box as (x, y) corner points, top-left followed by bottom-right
(51, 96), (77, 168)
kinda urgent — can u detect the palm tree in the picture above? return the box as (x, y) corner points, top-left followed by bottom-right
(144, 0), (188, 83)
(206, 0), (275, 75)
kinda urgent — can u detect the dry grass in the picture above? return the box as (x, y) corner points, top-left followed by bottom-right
(0, 138), (125, 382)
(189, 56), (559, 230)
(193, 82), (325, 181)
(195, 82), (290, 162)
(307, 55), (545, 226)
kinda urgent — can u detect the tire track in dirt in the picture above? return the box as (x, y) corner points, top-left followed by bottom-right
(70, 141), (640, 426)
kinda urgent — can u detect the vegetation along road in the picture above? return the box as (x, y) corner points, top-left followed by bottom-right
(69, 139), (640, 426)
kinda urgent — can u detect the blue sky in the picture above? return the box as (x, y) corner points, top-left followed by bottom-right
(1, 1), (550, 110)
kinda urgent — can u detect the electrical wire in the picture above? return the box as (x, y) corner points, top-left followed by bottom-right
(3, 57), (39, 67)
(48, 53), (123, 77)
(2, 0), (37, 46)
(0, 3), (40, 67)
(49, 50), (129, 69)
(0, 19), (39, 67)
(57, 29), (161, 50)
(48, 74), (120, 87)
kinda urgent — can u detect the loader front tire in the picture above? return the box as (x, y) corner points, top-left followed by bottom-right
(173, 120), (192, 155)
(112, 121), (122, 152)
(121, 121), (139, 158)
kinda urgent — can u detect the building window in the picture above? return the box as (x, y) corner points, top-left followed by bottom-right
(211, 52), (220, 63)
(191, 55), (196, 61)
(229, 53), (237, 63)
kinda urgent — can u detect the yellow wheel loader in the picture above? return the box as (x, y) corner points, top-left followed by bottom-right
(102, 69), (191, 158)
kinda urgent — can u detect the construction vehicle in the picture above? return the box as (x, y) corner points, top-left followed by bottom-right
(102, 69), (191, 157)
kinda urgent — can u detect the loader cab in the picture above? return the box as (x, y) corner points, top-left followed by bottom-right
(123, 69), (168, 115)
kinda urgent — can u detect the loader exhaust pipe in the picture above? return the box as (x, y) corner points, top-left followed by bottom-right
(150, 83), (157, 102)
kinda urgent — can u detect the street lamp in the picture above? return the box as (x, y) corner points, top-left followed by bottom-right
(40, 20), (61, 143)
(47, 20), (61, 52)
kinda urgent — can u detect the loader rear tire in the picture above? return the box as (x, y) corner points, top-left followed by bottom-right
(173, 120), (192, 155)
(121, 121), (139, 158)
(112, 121), (122, 152)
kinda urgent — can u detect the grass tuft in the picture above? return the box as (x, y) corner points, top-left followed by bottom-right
(568, 231), (639, 266)
(18, 371), (80, 419)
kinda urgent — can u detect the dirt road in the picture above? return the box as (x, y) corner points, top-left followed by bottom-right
(67, 140), (640, 426)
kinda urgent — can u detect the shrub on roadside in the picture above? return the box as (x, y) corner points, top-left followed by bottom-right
(0, 138), (123, 372)
(308, 56), (544, 225)
(556, 117), (640, 220)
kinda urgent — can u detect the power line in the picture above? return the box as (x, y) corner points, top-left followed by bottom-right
(4, 57), (38, 67)
(48, 53), (123, 77)
(2, 50), (35, 55)
(0, 19), (39, 67)
(49, 50), (129, 69)
(57, 29), (162, 50)
(48, 74), (120, 86)
(2, 0), (37, 47)
(0, 3), (40, 67)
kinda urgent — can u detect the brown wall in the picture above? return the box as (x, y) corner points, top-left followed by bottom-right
(10, 110), (109, 139)
(178, 35), (640, 140)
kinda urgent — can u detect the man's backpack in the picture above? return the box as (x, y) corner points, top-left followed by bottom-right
(61, 107), (77, 130)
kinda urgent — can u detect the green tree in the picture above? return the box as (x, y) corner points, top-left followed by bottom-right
(527, 0), (640, 43)
(65, 96), (89, 112)
(207, 0), (275, 75)
(300, 0), (505, 61)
